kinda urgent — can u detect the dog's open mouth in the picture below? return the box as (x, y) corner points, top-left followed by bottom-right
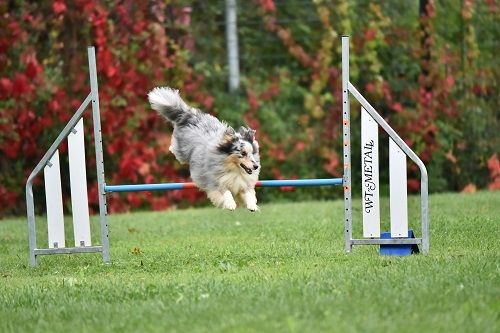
(240, 163), (253, 175)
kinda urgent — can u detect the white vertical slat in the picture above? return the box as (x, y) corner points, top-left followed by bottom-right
(361, 107), (380, 237)
(68, 118), (91, 247)
(44, 150), (65, 248)
(389, 138), (408, 237)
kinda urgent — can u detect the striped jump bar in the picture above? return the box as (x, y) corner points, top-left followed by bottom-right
(104, 178), (343, 193)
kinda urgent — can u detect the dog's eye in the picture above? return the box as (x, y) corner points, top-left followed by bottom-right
(241, 151), (247, 157)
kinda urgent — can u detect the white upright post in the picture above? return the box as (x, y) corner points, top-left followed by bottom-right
(389, 138), (408, 237)
(44, 150), (65, 248)
(361, 108), (380, 238)
(68, 118), (92, 246)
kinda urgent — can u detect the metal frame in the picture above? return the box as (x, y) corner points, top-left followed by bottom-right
(341, 35), (429, 254)
(26, 47), (110, 266)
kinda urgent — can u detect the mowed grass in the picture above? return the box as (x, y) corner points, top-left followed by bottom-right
(0, 191), (499, 333)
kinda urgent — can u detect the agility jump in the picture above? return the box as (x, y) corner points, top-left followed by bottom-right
(26, 36), (429, 266)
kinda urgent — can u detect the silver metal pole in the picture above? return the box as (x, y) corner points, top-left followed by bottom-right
(421, 173), (429, 254)
(26, 182), (37, 266)
(225, 0), (240, 92)
(342, 36), (353, 252)
(88, 47), (110, 263)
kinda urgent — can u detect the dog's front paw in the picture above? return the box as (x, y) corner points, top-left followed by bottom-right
(222, 199), (237, 211)
(219, 191), (237, 211)
(247, 203), (259, 212)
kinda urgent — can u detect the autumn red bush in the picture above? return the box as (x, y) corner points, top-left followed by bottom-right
(0, 1), (209, 215)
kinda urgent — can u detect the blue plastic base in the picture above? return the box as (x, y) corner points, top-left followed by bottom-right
(380, 229), (420, 256)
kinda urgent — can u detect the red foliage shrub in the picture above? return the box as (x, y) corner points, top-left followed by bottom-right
(487, 154), (500, 190)
(0, 1), (207, 215)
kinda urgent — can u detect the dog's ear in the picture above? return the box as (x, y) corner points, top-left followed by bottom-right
(249, 128), (256, 141)
(238, 126), (246, 136)
(243, 127), (259, 154)
(239, 126), (256, 143)
(252, 139), (259, 155)
(225, 127), (237, 139)
(218, 127), (238, 154)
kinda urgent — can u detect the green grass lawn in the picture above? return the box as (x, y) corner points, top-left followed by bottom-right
(0, 191), (499, 333)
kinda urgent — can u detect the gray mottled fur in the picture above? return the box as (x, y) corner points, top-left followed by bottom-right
(148, 87), (260, 210)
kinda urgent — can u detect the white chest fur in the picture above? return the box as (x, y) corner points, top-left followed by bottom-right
(218, 170), (258, 194)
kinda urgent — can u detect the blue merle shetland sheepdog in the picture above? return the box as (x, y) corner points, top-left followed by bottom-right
(148, 87), (260, 211)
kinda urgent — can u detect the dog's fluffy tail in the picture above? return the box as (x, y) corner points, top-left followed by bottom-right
(148, 87), (197, 126)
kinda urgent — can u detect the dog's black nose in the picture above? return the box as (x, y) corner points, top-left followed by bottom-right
(253, 164), (259, 170)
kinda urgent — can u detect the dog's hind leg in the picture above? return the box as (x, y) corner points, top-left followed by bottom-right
(240, 188), (259, 212)
(207, 190), (237, 211)
(169, 137), (187, 164)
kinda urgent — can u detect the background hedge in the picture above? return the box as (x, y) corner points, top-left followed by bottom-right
(0, 0), (498, 215)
